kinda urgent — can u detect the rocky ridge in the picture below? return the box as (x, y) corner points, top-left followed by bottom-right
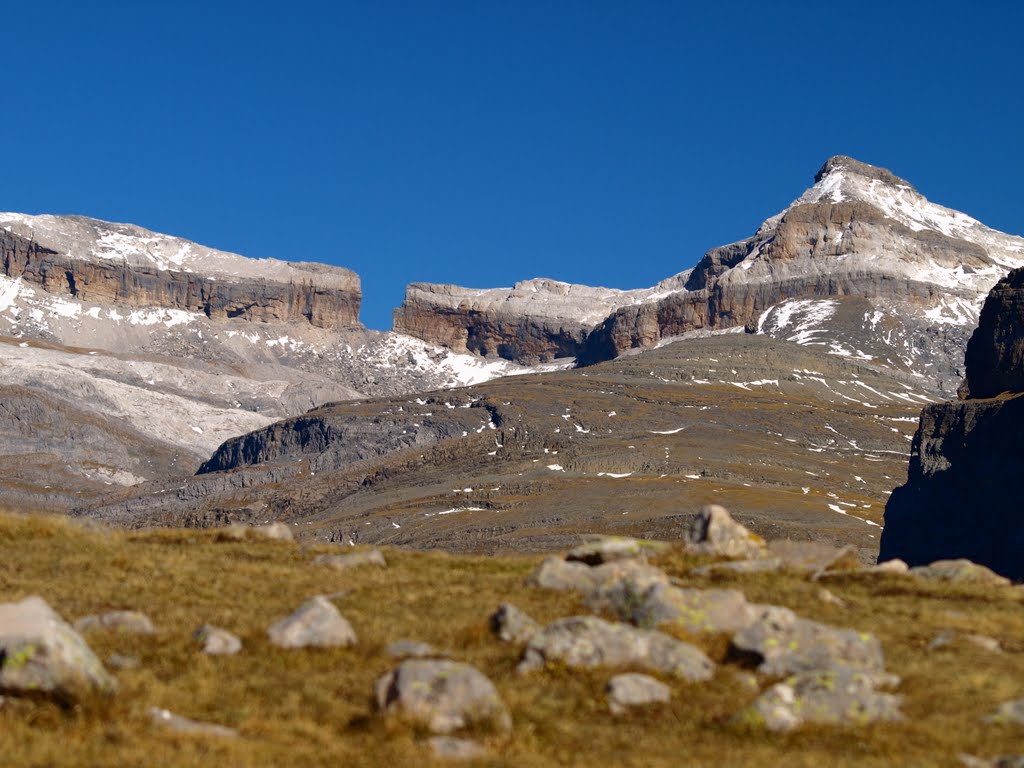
(395, 156), (1024, 396)
(79, 333), (931, 557)
(0, 215), (548, 509)
(880, 267), (1024, 579)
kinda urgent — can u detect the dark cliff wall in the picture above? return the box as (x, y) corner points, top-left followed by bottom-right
(1, 230), (362, 329)
(879, 267), (1024, 579)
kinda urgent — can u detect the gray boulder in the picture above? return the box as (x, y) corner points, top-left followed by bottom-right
(910, 559), (1012, 586)
(518, 616), (714, 682)
(149, 707), (238, 738)
(566, 535), (668, 565)
(312, 549), (386, 570)
(684, 505), (765, 559)
(730, 606), (885, 676)
(490, 603), (541, 645)
(530, 556), (669, 602)
(0, 596), (117, 703)
(267, 596), (357, 649)
(194, 624), (242, 655)
(74, 610), (155, 635)
(734, 669), (902, 731)
(622, 584), (761, 634)
(607, 673), (672, 715)
(375, 660), (512, 734)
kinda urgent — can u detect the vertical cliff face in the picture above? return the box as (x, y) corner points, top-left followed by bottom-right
(392, 277), (688, 363)
(0, 214), (362, 329)
(879, 268), (1024, 579)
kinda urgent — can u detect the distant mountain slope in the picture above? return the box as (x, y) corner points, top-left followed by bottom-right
(79, 333), (934, 559)
(394, 156), (1024, 395)
(0, 215), (546, 509)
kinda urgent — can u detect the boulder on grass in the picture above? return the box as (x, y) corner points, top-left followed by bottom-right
(0, 596), (117, 704)
(684, 505), (765, 559)
(518, 616), (714, 682)
(267, 596), (357, 649)
(375, 660), (511, 734)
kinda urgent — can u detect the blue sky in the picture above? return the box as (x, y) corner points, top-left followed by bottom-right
(5, 2), (1022, 329)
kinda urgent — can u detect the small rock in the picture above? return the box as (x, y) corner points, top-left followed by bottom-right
(910, 559), (1011, 586)
(74, 611), (155, 635)
(929, 629), (1002, 654)
(734, 668), (902, 731)
(0, 596), (118, 703)
(620, 583), (761, 634)
(194, 624), (242, 655)
(566, 535), (667, 565)
(267, 596), (357, 648)
(767, 539), (860, 576)
(529, 556), (596, 591)
(106, 654), (140, 670)
(375, 660), (511, 734)
(966, 634), (1003, 653)
(490, 603), (541, 645)
(255, 522), (294, 541)
(816, 588), (847, 608)
(984, 699), (1024, 725)
(312, 549), (386, 569)
(148, 707), (238, 738)
(518, 616), (714, 682)
(387, 640), (442, 659)
(427, 736), (487, 761)
(683, 504), (765, 559)
(730, 605), (885, 676)
(607, 673), (672, 715)
(529, 556), (669, 602)
(874, 558), (910, 574)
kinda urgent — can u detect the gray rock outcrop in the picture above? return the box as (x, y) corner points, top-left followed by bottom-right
(518, 616), (715, 682)
(734, 668), (902, 731)
(730, 606), (885, 676)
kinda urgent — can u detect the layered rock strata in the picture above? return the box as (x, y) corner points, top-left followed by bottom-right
(879, 268), (1024, 579)
(0, 214), (361, 328)
(393, 157), (1024, 395)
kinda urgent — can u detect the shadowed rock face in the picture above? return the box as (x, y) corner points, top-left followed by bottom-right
(880, 268), (1024, 579)
(0, 217), (361, 329)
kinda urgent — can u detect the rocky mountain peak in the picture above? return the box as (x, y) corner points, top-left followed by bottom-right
(813, 155), (915, 190)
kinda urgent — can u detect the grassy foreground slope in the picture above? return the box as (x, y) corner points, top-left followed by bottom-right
(1, 511), (1022, 767)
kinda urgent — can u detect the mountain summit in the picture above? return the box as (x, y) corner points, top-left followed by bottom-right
(394, 156), (1024, 394)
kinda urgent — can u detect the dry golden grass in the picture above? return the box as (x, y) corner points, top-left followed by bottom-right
(1, 511), (1022, 767)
